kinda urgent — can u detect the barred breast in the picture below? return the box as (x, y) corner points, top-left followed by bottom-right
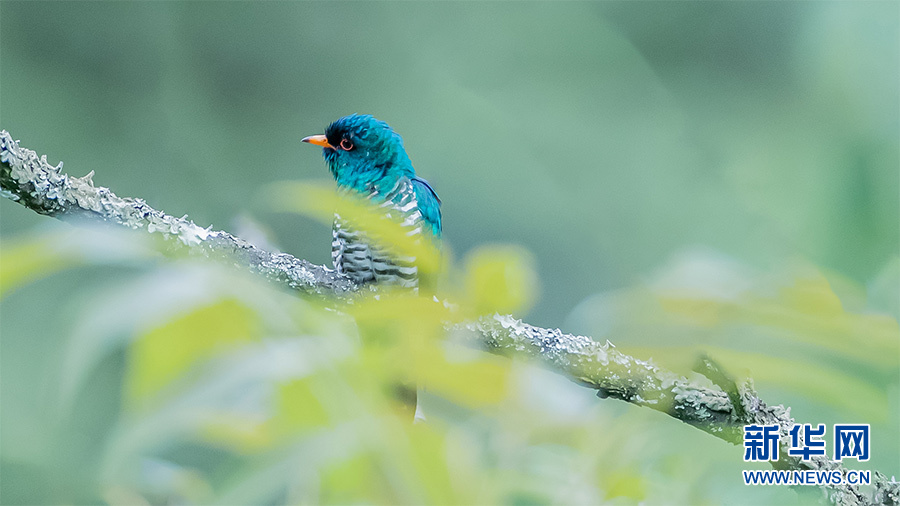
(332, 176), (426, 289)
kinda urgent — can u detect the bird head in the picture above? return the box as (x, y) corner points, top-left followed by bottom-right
(302, 114), (414, 191)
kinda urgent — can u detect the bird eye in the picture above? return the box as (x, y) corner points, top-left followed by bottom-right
(340, 138), (354, 151)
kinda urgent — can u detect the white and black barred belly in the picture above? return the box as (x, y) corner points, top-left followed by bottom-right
(332, 176), (428, 289)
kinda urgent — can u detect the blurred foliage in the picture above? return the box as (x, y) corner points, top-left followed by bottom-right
(569, 248), (899, 427)
(1, 2), (898, 505)
(0, 224), (828, 505)
(1, 201), (896, 505)
(463, 245), (538, 316)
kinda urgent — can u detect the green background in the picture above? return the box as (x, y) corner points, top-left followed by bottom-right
(1, 2), (897, 504)
(2, 1), (896, 326)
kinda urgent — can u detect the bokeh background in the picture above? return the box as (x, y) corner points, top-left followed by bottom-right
(1, 2), (897, 505)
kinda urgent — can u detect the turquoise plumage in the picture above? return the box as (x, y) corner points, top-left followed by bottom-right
(302, 114), (442, 288)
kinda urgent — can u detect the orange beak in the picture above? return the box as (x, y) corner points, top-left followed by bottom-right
(301, 135), (333, 149)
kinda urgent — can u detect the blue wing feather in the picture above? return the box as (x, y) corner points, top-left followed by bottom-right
(411, 176), (442, 238)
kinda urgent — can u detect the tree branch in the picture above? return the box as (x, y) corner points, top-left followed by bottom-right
(1, 130), (896, 506)
(0, 131), (357, 298)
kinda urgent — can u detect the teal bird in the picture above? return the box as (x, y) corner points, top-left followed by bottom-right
(302, 114), (442, 290)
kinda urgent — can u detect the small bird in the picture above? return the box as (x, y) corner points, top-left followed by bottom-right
(302, 114), (442, 290)
(303, 114), (441, 421)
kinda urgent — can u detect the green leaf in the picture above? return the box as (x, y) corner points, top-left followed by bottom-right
(276, 378), (332, 432)
(704, 347), (890, 422)
(420, 347), (511, 409)
(126, 298), (261, 405)
(603, 468), (646, 502)
(267, 181), (441, 275)
(0, 235), (76, 297)
(463, 245), (538, 316)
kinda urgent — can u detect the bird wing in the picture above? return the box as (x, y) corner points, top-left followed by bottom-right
(410, 176), (442, 238)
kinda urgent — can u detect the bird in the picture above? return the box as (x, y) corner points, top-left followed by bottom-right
(303, 114), (441, 422)
(302, 114), (442, 291)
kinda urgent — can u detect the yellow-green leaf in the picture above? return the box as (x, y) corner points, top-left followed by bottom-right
(276, 378), (331, 432)
(463, 245), (538, 316)
(0, 236), (76, 297)
(126, 298), (260, 404)
(267, 181), (440, 275)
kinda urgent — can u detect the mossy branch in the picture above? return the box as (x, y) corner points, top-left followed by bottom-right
(1, 130), (896, 506)
(0, 131), (356, 297)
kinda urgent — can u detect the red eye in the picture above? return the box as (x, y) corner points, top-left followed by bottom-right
(340, 138), (354, 150)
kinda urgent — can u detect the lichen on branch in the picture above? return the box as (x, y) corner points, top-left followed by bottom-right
(0, 130), (356, 297)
